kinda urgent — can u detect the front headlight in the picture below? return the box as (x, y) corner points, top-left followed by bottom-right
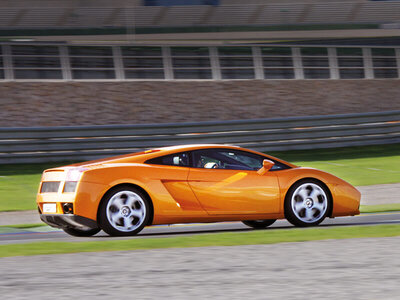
(66, 167), (87, 181)
(64, 168), (87, 193)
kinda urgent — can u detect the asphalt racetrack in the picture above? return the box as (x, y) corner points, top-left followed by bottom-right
(1, 213), (400, 299)
(1, 212), (399, 244)
(1, 236), (400, 299)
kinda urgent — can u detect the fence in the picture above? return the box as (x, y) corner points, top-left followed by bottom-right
(0, 110), (399, 164)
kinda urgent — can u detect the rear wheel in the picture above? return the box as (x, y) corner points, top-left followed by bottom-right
(285, 179), (331, 227)
(99, 186), (151, 236)
(62, 227), (100, 237)
(242, 219), (276, 229)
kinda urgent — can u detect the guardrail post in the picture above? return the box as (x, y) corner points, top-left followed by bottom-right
(363, 48), (374, 79)
(162, 46), (173, 80)
(2, 44), (14, 81)
(209, 46), (221, 80)
(292, 48), (304, 80)
(396, 48), (400, 79)
(113, 46), (125, 81)
(252, 46), (264, 80)
(59, 45), (72, 81)
(328, 47), (339, 80)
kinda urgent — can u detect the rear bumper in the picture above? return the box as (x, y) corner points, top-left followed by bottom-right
(40, 214), (98, 230)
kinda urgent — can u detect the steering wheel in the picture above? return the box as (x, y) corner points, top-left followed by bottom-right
(204, 162), (219, 169)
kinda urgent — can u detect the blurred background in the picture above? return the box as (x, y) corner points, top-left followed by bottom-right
(1, 0), (400, 127)
(1, 1), (400, 298)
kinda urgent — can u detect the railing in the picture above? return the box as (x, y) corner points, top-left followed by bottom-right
(0, 110), (399, 164)
(1, 44), (400, 81)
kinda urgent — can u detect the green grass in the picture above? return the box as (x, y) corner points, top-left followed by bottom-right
(0, 224), (46, 234)
(0, 223), (46, 229)
(270, 143), (400, 186)
(0, 143), (399, 212)
(0, 224), (398, 257)
(0, 163), (70, 211)
(360, 204), (400, 213)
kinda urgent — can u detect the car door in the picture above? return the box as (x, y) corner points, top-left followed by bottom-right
(187, 148), (280, 215)
(146, 152), (206, 215)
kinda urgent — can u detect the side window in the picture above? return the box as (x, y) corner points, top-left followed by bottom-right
(192, 149), (261, 170)
(220, 151), (263, 170)
(146, 152), (189, 167)
(192, 149), (290, 171)
(193, 151), (223, 169)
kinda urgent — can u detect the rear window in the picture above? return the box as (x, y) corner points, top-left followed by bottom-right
(146, 152), (189, 167)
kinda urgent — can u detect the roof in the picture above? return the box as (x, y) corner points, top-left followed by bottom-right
(154, 144), (239, 152)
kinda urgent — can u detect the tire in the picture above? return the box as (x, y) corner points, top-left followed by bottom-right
(62, 227), (100, 237)
(242, 219), (276, 229)
(285, 179), (331, 227)
(98, 186), (152, 236)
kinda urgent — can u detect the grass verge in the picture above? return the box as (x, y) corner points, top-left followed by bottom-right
(0, 223), (46, 234)
(360, 204), (400, 213)
(0, 224), (399, 258)
(0, 163), (71, 211)
(270, 143), (400, 186)
(0, 223), (46, 229)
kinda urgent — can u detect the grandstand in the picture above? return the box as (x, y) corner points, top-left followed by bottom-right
(0, 0), (399, 30)
(0, 43), (399, 80)
(0, 0), (399, 127)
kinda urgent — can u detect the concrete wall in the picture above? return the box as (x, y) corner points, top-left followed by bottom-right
(1, 80), (399, 127)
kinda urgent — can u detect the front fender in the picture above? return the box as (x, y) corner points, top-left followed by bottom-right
(275, 167), (360, 216)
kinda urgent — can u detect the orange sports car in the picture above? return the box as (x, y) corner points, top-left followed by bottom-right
(37, 144), (360, 237)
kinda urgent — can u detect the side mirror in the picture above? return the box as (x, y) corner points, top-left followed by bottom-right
(257, 159), (275, 175)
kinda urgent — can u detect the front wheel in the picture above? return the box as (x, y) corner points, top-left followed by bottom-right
(99, 186), (152, 236)
(62, 227), (100, 237)
(242, 219), (276, 229)
(285, 180), (331, 227)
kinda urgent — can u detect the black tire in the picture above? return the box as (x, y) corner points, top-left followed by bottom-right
(284, 179), (331, 227)
(98, 186), (152, 236)
(242, 219), (276, 229)
(62, 227), (100, 237)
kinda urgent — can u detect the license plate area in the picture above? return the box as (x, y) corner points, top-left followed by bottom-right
(43, 203), (57, 213)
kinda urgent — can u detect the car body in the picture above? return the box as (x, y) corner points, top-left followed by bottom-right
(37, 144), (361, 236)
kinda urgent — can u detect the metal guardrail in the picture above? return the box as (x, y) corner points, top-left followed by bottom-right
(0, 110), (399, 164)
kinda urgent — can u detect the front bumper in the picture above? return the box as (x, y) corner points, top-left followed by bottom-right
(40, 214), (99, 230)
